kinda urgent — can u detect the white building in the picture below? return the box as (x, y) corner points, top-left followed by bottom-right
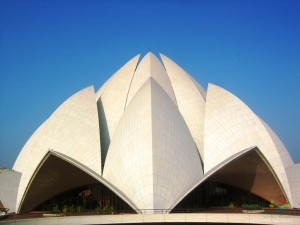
(1, 52), (299, 214)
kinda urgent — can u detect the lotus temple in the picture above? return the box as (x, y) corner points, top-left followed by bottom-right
(0, 52), (299, 224)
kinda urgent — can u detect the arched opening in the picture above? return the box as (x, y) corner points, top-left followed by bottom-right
(172, 181), (269, 212)
(172, 148), (289, 212)
(34, 183), (135, 214)
(19, 153), (135, 214)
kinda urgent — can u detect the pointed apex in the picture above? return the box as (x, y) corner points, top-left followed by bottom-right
(143, 51), (156, 58)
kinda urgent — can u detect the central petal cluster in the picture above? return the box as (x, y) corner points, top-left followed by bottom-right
(100, 53), (205, 212)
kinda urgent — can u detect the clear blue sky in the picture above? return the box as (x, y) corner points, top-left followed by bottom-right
(0, 0), (299, 167)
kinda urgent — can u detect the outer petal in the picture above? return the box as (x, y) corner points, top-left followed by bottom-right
(13, 86), (101, 212)
(204, 83), (294, 206)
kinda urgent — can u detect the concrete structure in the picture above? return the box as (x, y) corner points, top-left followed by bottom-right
(0, 52), (299, 217)
(1, 213), (300, 225)
(0, 169), (21, 213)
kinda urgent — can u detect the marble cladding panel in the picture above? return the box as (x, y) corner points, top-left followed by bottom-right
(151, 79), (203, 210)
(103, 80), (153, 210)
(0, 169), (21, 213)
(13, 86), (101, 212)
(204, 83), (293, 206)
(160, 54), (206, 160)
(286, 164), (300, 207)
(126, 53), (176, 108)
(100, 54), (140, 138)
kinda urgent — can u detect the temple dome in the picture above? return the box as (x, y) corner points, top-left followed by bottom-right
(1, 52), (298, 214)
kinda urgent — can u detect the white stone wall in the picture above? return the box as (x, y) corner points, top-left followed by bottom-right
(0, 169), (21, 213)
(286, 164), (300, 208)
